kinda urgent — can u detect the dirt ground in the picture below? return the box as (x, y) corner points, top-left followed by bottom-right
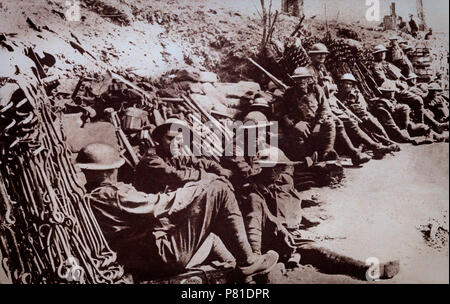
(273, 143), (449, 284)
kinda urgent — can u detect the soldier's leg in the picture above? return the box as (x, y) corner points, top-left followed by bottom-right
(392, 104), (431, 137)
(298, 243), (400, 281)
(423, 109), (448, 133)
(168, 180), (262, 271)
(185, 233), (235, 269)
(343, 118), (386, 151)
(280, 126), (312, 161)
(335, 118), (372, 165)
(392, 106), (445, 143)
(396, 90), (425, 123)
(240, 194), (265, 255)
(361, 114), (400, 150)
(407, 122), (431, 137)
(240, 192), (296, 263)
(362, 113), (390, 140)
(334, 118), (357, 155)
(374, 107), (411, 143)
(392, 104), (411, 130)
(315, 117), (338, 161)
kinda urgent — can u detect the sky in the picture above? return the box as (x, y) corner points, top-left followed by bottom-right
(209, 0), (449, 33)
(303, 0), (449, 33)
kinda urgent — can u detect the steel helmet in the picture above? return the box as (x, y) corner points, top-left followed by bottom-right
(428, 83), (443, 91)
(372, 44), (388, 54)
(379, 81), (398, 92)
(251, 96), (270, 108)
(406, 72), (418, 80)
(340, 73), (358, 82)
(241, 111), (274, 129)
(254, 146), (299, 167)
(76, 143), (125, 170)
(291, 67), (313, 79)
(152, 117), (190, 142)
(308, 43), (329, 54)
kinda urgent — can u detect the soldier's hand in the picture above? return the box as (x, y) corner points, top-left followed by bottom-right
(294, 121), (310, 138)
(311, 124), (321, 135)
(217, 168), (233, 179)
(396, 80), (408, 91)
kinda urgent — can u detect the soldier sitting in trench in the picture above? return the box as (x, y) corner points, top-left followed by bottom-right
(371, 82), (446, 144)
(279, 66), (338, 162)
(134, 117), (233, 194)
(423, 83), (449, 124)
(238, 146), (401, 281)
(305, 43), (391, 162)
(387, 36), (414, 76)
(280, 66), (372, 166)
(370, 44), (447, 135)
(404, 74), (448, 133)
(76, 142), (279, 282)
(336, 73), (400, 152)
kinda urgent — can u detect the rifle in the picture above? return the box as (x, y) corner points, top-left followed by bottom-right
(249, 56), (364, 122)
(248, 58), (289, 91)
(333, 96), (363, 124)
(333, 94), (397, 145)
(290, 15), (305, 37)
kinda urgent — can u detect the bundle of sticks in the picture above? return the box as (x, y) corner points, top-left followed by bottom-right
(0, 78), (125, 283)
(276, 36), (380, 100)
(324, 38), (379, 100)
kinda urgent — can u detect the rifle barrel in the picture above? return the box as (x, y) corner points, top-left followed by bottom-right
(247, 58), (289, 91)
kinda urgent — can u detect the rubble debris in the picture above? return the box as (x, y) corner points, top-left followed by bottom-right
(25, 17), (41, 32)
(51, 9), (65, 20)
(82, 0), (131, 26)
(69, 41), (96, 60)
(418, 217), (449, 251)
(175, 68), (218, 83)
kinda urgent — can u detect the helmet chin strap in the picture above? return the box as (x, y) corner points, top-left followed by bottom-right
(260, 165), (286, 184)
(83, 168), (117, 187)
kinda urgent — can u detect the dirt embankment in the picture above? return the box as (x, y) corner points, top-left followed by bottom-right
(2, 0), (295, 86)
(2, 0), (447, 91)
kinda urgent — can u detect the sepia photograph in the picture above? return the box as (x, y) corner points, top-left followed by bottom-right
(0, 0), (448, 288)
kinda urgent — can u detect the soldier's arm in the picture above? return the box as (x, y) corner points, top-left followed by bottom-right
(140, 154), (201, 187)
(92, 183), (173, 216)
(353, 93), (370, 117)
(117, 186), (158, 214)
(196, 158), (232, 178)
(371, 63), (387, 86)
(316, 86), (333, 123)
(280, 89), (297, 128)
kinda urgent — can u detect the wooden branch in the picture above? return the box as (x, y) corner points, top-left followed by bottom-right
(253, 1), (263, 20)
(260, 0), (267, 48)
(266, 10), (279, 45)
(268, 0), (273, 33)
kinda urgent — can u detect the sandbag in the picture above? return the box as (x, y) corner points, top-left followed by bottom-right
(0, 83), (20, 106)
(62, 117), (119, 154)
(175, 68), (218, 83)
(214, 81), (261, 98)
